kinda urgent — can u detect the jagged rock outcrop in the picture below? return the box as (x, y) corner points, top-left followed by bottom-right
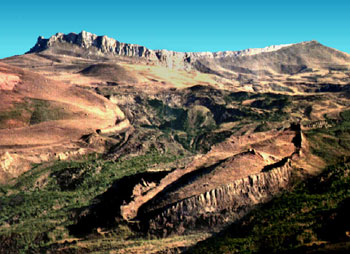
(0, 72), (20, 91)
(302, 120), (339, 130)
(28, 31), (293, 60)
(68, 171), (170, 235)
(69, 126), (310, 237)
(27, 31), (296, 70)
(26, 31), (350, 78)
(96, 119), (131, 135)
(28, 31), (153, 58)
(21, 30), (350, 84)
(135, 126), (304, 235)
(0, 152), (30, 183)
(142, 161), (294, 236)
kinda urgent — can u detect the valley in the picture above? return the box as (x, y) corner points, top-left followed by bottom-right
(0, 31), (350, 253)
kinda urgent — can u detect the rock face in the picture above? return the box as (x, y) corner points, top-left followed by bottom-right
(143, 161), (293, 236)
(27, 31), (350, 77)
(28, 31), (153, 58)
(27, 31), (294, 69)
(0, 72), (20, 91)
(70, 126), (308, 236)
(28, 31), (292, 58)
(0, 152), (29, 183)
(26, 31), (350, 82)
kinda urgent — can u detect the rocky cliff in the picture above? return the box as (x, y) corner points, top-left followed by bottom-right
(136, 126), (305, 236)
(27, 31), (295, 69)
(27, 31), (350, 78)
(28, 31), (292, 59)
(28, 31), (153, 58)
(142, 161), (294, 236)
(68, 126), (309, 237)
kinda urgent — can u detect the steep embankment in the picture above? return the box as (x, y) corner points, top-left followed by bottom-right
(190, 161), (350, 254)
(136, 126), (306, 235)
(145, 162), (293, 236)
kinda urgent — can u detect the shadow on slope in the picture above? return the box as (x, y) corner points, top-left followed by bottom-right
(79, 63), (137, 84)
(68, 171), (169, 236)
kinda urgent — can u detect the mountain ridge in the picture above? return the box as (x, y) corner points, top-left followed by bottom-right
(28, 30), (309, 59)
(26, 31), (350, 76)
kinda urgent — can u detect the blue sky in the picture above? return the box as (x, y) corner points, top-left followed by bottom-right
(1, 0), (349, 58)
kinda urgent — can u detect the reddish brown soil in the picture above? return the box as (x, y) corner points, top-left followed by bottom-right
(0, 63), (120, 181)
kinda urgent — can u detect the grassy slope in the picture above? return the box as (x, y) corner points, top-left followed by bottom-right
(0, 152), (179, 253)
(0, 98), (70, 129)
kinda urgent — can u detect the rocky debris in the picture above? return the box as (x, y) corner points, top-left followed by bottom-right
(93, 101), (134, 151)
(96, 119), (131, 135)
(0, 72), (20, 91)
(0, 152), (18, 178)
(81, 132), (106, 147)
(0, 152), (29, 183)
(54, 148), (88, 161)
(302, 119), (338, 130)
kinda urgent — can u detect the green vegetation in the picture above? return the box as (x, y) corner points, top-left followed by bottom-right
(148, 99), (188, 130)
(0, 101), (29, 128)
(306, 109), (350, 164)
(250, 96), (291, 110)
(0, 98), (69, 128)
(148, 99), (218, 151)
(146, 92), (293, 152)
(29, 99), (68, 125)
(220, 92), (291, 123)
(0, 151), (180, 253)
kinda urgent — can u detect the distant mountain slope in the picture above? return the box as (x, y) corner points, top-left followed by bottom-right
(27, 31), (292, 60)
(205, 40), (350, 76)
(26, 31), (350, 76)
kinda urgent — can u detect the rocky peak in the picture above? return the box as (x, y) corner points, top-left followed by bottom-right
(28, 31), (299, 60)
(29, 32), (334, 73)
(28, 31), (153, 58)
